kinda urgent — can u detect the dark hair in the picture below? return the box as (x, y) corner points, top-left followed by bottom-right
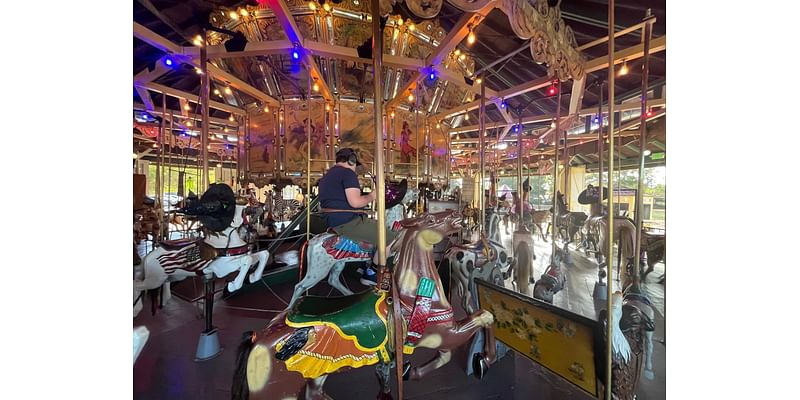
(336, 154), (350, 163)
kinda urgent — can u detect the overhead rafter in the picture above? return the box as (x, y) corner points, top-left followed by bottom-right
(386, 1), (497, 111)
(134, 103), (239, 128)
(135, 81), (246, 115)
(448, 96), (666, 135)
(133, 22), (280, 107)
(264, 0), (333, 103)
(433, 35), (667, 121)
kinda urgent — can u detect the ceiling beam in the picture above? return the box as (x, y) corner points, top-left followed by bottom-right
(135, 82), (246, 115)
(264, 0), (333, 103)
(134, 103), (240, 128)
(182, 40), (293, 59)
(448, 96), (665, 135)
(386, 2), (497, 110)
(133, 22), (280, 107)
(432, 35), (666, 121)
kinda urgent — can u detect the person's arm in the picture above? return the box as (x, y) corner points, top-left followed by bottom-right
(345, 187), (375, 208)
(342, 171), (375, 209)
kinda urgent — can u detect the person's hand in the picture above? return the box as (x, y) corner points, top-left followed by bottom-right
(368, 190), (377, 202)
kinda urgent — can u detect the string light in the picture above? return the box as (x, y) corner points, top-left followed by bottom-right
(264, 105), (270, 112)
(224, 87), (232, 95)
(229, 11), (239, 20)
(313, 82), (320, 92)
(454, 49), (461, 56)
(548, 81), (558, 96)
(193, 35), (203, 47)
(186, 120), (193, 127)
(408, 24), (415, 31)
(152, 143), (158, 148)
(459, 54), (466, 61)
(213, 88), (220, 95)
(390, 111), (396, 118)
(397, 17), (403, 26)
(322, 3), (331, 12)
(646, 108), (653, 117)
(619, 59), (629, 76)
(184, 103), (191, 111)
(133, 153), (138, 159)
(643, 150), (652, 156)
(195, 67), (203, 74)
(436, 122), (441, 129)
(467, 27), (476, 45)
(308, 2), (316, 10)
(407, 93), (414, 102)
(476, 77), (482, 85)
(325, 104), (331, 111)
(464, 113), (470, 121)
(229, 115), (235, 122)
(240, 9), (248, 16)
(551, 120), (556, 128)
(224, 127), (229, 133)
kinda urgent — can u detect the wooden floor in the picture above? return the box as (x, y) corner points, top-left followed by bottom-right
(134, 221), (666, 400)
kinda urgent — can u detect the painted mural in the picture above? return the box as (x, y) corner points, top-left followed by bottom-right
(339, 102), (376, 168)
(248, 109), (277, 174)
(284, 101), (327, 173)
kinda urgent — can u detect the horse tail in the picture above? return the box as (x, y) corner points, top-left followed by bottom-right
(298, 239), (310, 281)
(231, 331), (256, 400)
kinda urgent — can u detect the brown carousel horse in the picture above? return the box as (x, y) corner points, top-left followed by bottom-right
(578, 185), (638, 287)
(640, 230), (666, 281)
(231, 211), (496, 400)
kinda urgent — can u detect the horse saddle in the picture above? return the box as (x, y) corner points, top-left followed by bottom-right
(322, 235), (374, 260)
(160, 238), (200, 251)
(287, 290), (388, 351)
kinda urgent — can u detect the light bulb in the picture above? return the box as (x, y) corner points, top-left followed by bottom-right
(464, 113), (469, 121)
(186, 121), (193, 127)
(133, 153), (138, 159)
(467, 30), (476, 45)
(217, 163), (223, 168)
(195, 67), (203, 74)
(459, 54), (466, 61)
(436, 122), (441, 129)
(308, 2), (316, 10)
(454, 49), (461, 56)
(240, 9), (248, 16)
(476, 77), (482, 85)
(643, 150), (652, 156)
(313, 82), (320, 92)
(224, 87), (232, 95)
(397, 17), (403, 26)
(152, 143), (158, 148)
(390, 111), (396, 118)
(184, 103), (191, 110)
(551, 121), (556, 128)
(213, 89), (220, 95)
(619, 60), (629, 76)
(322, 3), (331, 11)
(229, 11), (239, 20)
(264, 105), (270, 112)
(408, 24), (415, 31)
(224, 127), (229, 133)
(229, 115), (235, 122)
(408, 93), (414, 102)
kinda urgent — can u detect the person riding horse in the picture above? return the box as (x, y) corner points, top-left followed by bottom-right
(317, 148), (404, 285)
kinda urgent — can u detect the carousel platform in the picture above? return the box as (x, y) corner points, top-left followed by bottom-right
(134, 224), (666, 400)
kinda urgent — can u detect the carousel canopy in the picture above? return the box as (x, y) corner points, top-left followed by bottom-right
(133, 0), (666, 172)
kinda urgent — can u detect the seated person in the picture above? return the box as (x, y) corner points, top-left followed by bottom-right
(318, 148), (398, 286)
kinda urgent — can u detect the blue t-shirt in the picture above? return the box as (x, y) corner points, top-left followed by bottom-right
(318, 165), (362, 227)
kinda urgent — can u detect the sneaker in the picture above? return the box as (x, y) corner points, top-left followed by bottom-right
(360, 267), (378, 286)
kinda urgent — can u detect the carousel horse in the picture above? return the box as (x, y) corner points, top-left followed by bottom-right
(231, 210), (496, 400)
(133, 184), (270, 315)
(639, 230), (666, 281)
(578, 185), (638, 287)
(446, 207), (513, 314)
(599, 290), (657, 400)
(552, 191), (588, 245)
(286, 180), (416, 309)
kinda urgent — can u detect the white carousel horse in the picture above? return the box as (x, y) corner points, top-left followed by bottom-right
(133, 204), (270, 315)
(286, 188), (418, 309)
(133, 326), (150, 365)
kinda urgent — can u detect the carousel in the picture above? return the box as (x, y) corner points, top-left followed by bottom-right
(133, 0), (666, 399)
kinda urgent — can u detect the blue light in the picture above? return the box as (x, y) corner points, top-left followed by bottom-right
(429, 71), (436, 81)
(292, 49), (300, 60)
(593, 116), (600, 123)
(513, 125), (519, 133)
(500, 102), (506, 109)
(164, 58), (173, 66)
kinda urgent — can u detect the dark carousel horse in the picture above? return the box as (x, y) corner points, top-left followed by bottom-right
(551, 191), (588, 246)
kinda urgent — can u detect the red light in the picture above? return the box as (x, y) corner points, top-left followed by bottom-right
(646, 110), (653, 117)
(548, 86), (557, 96)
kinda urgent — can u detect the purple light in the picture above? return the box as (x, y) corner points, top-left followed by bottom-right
(292, 49), (300, 60)
(164, 58), (174, 66)
(500, 102), (506, 109)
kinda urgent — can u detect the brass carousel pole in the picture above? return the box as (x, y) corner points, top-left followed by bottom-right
(606, 0), (617, 398)
(370, 0), (395, 395)
(200, 29), (210, 193)
(306, 71), (312, 239)
(415, 86), (420, 212)
(633, 9), (654, 287)
(479, 77), (486, 237)
(551, 83), (561, 261)
(155, 93), (165, 245)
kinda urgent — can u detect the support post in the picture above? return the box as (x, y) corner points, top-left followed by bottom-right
(479, 77), (486, 237)
(551, 82), (561, 258)
(606, 1), (616, 399)
(200, 29), (210, 192)
(633, 9), (654, 287)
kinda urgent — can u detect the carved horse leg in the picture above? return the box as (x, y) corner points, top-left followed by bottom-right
(375, 362), (392, 399)
(248, 250), (270, 284)
(406, 310), (494, 381)
(327, 261), (353, 296)
(225, 256), (254, 293)
(305, 375), (333, 400)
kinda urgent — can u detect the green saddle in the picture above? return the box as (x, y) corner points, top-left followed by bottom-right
(287, 290), (387, 351)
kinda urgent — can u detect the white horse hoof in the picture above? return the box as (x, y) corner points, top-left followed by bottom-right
(644, 369), (655, 380)
(248, 273), (261, 284)
(227, 282), (241, 292)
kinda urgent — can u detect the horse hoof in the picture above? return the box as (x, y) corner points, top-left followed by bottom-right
(472, 353), (489, 380)
(376, 392), (393, 400)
